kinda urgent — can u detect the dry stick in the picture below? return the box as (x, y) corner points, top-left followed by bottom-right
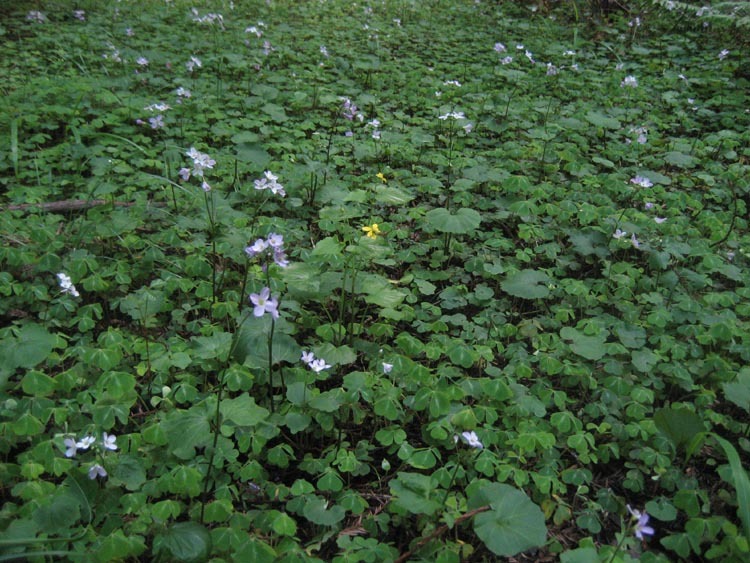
(394, 505), (491, 563)
(3, 199), (166, 212)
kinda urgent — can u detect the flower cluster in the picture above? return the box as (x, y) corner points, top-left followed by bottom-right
(621, 75), (639, 88)
(494, 42), (506, 53)
(253, 171), (286, 197)
(57, 273), (80, 297)
(26, 11), (46, 23)
(63, 432), (118, 480)
(341, 98), (361, 121)
(175, 87), (192, 102)
(249, 287), (280, 319)
(301, 351), (331, 373)
(438, 111), (466, 120)
(367, 119), (382, 140)
(180, 147), (216, 191)
(245, 233), (289, 268)
(73, 10), (86, 22)
(191, 9), (225, 28)
(630, 175), (653, 188)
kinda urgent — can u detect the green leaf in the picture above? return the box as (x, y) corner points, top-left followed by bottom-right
(154, 522), (211, 562)
(723, 368), (750, 413)
(8, 323), (57, 370)
(302, 495), (346, 525)
(220, 395), (269, 427)
(233, 317), (301, 368)
(373, 185), (414, 205)
(162, 407), (212, 459)
(470, 483), (547, 557)
(120, 288), (165, 322)
(389, 472), (440, 515)
(502, 270), (551, 299)
(560, 547), (600, 563)
(585, 110), (620, 129)
(112, 455), (147, 491)
(560, 327), (607, 361)
(425, 207), (481, 234)
(712, 434), (750, 541)
(21, 370), (57, 396)
(233, 539), (277, 562)
(654, 407), (705, 452)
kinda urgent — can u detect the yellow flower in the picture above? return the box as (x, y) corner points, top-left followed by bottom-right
(376, 172), (387, 183)
(362, 223), (381, 239)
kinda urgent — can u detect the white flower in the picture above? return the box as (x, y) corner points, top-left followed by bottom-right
(525, 50), (535, 63)
(102, 432), (118, 451)
(630, 175), (653, 188)
(309, 358), (331, 373)
(136, 57), (149, 67)
(64, 438), (78, 458)
(463, 123), (473, 134)
(456, 431), (483, 450)
(176, 87), (192, 99)
(654, 217), (667, 224)
(438, 111), (466, 120)
(443, 80), (461, 87)
(56, 273), (80, 297)
(382, 362), (393, 374)
(613, 229), (628, 239)
(301, 351), (315, 365)
(718, 49), (729, 60)
(77, 435), (96, 449)
(320, 45), (329, 57)
(88, 464), (107, 480)
(186, 55), (202, 72)
(621, 75), (638, 88)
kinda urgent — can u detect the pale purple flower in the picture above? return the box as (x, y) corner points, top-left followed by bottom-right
(501, 56), (513, 65)
(64, 438), (78, 458)
(136, 57), (149, 67)
(245, 238), (268, 257)
(613, 229), (628, 240)
(621, 75), (638, 88)
(253, 171), (285, 197)
(718, 49), (729, 60)
(696, 6), (710, 17)
(309, 358), (331, 373)
(102, 432), (118, 451)
(262, 41), (273, 55)
(186, 147), (215, 178)
(267, 233), (284, 248)
(88, 464), (107, 480)
(463, 123), (473, 134)
(628, 17), (641, 27)
(631, 233), (641, 249)
(382, 362), (393, 374)
(125, 28), (134, 36)
(73, 10), (86, 21)
(201, 180), (211, 192)
(320, 45), (329, 57)
(630, 175), (653, 188)
(627, 505), (655, 540)
(301, 351), (315, 364)
(372, 130), (381, 140)
(546, 63), (558, 76)
(249, 287), (279, 319)
(57, 273), (80, 297)
(494, 42), (506, 53)
(148, 115), (164, 129)
(644, 202), (654, 210)
(144, 103), (171, 112)
(26, 11), (46, 23)
(245, 26), (263, 37)
(179, 167), (191, 181)
(456, 431), (483, 450)
(341, 98), (359, 120)
(525, 50), (535, 63)
(654, 217), (667, 224)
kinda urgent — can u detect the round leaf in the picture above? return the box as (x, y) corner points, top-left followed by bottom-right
(425, 207), (481, 234)
(502, 270), (551, 299)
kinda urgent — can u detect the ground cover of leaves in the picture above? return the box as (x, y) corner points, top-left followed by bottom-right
(1, 0), (749, 561)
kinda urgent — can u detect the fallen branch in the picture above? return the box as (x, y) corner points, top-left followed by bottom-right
(3, 199), (166, 212)
(395, 505), (491, 563)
